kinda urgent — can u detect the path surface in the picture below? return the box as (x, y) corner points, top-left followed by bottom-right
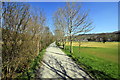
(36, 42), (91, 79)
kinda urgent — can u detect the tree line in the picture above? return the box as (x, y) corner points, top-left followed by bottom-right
(1, 2), (54, 78)
(74, 32), (119, 42)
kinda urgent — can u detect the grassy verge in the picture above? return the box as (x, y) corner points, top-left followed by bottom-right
(17, 49), (46, 79)
(62, 45), (119, 80)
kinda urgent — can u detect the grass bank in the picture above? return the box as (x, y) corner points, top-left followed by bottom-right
(61, 42), (119, 79)
(17, 49), (46, 79)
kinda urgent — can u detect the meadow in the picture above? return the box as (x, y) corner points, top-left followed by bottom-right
(62, 42), (119, 79)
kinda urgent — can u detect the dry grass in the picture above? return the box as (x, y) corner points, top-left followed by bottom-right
(65, 42), (118, 48)
(0, 41), (3, 44)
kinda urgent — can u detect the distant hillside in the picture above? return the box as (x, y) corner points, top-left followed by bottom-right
(74, 31), (119, 42)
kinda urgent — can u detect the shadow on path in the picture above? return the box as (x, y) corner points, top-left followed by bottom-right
(37, 42), (93, 80)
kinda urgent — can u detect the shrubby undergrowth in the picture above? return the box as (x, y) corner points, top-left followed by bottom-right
(1, 2), (54, 79)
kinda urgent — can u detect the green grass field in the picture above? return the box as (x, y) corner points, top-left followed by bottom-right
(62, 42), (119, 79)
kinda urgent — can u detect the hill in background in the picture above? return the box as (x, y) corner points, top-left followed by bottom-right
(74, 31), (119, 42)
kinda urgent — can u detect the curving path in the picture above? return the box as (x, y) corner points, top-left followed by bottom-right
(36, 42), (92, 80)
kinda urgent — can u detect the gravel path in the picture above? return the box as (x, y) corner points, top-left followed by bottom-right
(36, 42), (91, 79)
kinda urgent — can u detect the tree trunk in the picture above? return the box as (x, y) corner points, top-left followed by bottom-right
(64, 40), (66, 49)
(78, 41), (81, 53)
(62, 39), (64, 49)
(37, 38), (39, 55)
(70, 36), (73, 54)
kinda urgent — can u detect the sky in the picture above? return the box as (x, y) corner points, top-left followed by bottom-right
(28, 2), (118, 34)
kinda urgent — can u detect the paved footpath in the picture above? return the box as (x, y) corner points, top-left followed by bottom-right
(36, 42), (92, 80)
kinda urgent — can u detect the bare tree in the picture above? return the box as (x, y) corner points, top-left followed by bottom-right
(53, 8), (67, 49)
(62, 2), (93, 53)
